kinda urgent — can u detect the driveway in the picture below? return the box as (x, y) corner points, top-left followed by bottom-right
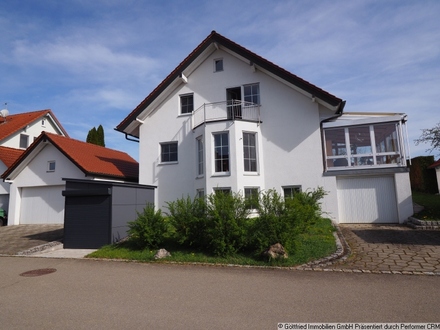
(0, 225), (63, 255)
(323, 224), (440, 274)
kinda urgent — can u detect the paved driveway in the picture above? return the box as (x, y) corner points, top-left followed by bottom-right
(0, 225), (63, 255)
(325, 224), (440, 274)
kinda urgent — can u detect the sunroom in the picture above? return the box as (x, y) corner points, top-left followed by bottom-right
(322, 112), (410, 172)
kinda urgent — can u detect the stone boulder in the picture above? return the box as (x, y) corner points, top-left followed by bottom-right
(262, 243), (288, 260)
(154, 248), (171, 260)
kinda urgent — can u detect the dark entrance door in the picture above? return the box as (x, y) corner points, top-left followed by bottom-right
(226, 87), (242, 119)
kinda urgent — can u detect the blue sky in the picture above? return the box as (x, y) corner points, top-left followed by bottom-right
(1, 0), (439, 161)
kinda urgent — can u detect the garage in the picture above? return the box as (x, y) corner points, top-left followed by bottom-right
(20, 185), (65, 224)
(337, 176), (398, 223)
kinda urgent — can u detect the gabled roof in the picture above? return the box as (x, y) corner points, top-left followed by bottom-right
(0, 146), (24, 167)
(116, 30), (345, 136)
(2, 132), (138, 182)
(428, 159), (440, 169)
(0, 109), (69, 142)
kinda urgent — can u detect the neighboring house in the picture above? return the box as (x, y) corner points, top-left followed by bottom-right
(1, 132), (139, 225)
(428, 159), (440, 193)
(0, 109), (68, 211)
(116, 31), (413, 224)
(0, 147), (24, 213)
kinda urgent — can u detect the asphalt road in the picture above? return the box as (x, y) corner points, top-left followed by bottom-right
(0, 257), (439, 329)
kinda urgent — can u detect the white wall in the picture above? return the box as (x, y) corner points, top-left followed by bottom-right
(7, 144), (87, 225)
(435, 167), (440, 194)
(394, 171), (414, 223)
(138, 48), (331, 210)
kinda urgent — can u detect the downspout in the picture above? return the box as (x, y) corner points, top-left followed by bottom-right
(320, 100), (346, 172)
(124, 133), (139, 143)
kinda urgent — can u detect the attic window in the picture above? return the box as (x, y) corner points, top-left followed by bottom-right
(47, 161), (56, 172)
(214, 58), (223, 72)
(41, 119), (46, 127)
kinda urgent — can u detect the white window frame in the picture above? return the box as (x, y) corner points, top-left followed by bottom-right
(213, 132), (230, 175)
(283, 185), (302, 199)
(47, 160), (56, 172)
(243, 131), (258, 172)
(323, 122), (405, 171)
(19, 134), (29, 149)
(243, 83), (260, 105)
(196, 189), (205, 199)
(196, 135), (204, 177)
(180, 93), (194, 115)
(160, 141), (178, 164)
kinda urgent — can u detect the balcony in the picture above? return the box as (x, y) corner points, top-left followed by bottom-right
(192, 100), (260, 129)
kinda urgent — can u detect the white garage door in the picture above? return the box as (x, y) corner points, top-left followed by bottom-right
(337, 176), (398, 223)
(20, 186), (65, 224)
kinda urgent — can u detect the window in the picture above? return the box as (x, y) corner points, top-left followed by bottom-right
(214, 58), (223, 72)
(243, 132), (257, 172)
(196, 189), (205, 199)
(214, 187), (231, 195)
(214, 132), (229, 173)
(324, 122), (405, 170)
(283, 186), (302, 199)
(180, 94), (194, 114)
(197, 136), (204, 176)
(244, 187), (259, 209)
(160, 142), (178, 163)
(19, 134), (29, 149)
(47, 161), (56, 172)
(243, 83), (260, 105)
(41, 119), (46, 127)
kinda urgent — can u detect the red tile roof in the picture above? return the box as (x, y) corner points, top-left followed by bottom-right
(0, 109), (68, 141)
(2, 132), (138, 182)
(428, 159), (440, 169)
(0, 146), (24, 167)
(116, 30), (345, 134)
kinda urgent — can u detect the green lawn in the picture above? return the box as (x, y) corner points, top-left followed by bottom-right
(412, 191), (440, 220)
(87, 217), (337, 267)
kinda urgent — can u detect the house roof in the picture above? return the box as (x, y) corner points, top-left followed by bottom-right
(2, 132), (139, 182)
(116, 30), (345, 135)
(0, 109), (69, 142)
(0, 146), (24, 167)
(428, 159), (440, 169)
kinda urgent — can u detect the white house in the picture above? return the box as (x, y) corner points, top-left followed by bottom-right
(116, 31), (413, 224)
(2, 132), (139, 225)
(0, 109), (68, 212)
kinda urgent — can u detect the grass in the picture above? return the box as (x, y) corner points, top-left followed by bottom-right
(412, 191), (440, 220)
(87, 217), (337, 267)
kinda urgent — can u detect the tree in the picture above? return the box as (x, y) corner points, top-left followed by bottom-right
(415, 121), (440, 156)
(86, 125), (105, 146)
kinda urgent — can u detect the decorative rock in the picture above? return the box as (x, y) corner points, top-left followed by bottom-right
(154, 248), (171, 260)
(262, 243), (288, 260)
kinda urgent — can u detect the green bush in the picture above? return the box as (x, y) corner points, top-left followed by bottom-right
(167, 196), (207, 248)
(127, 204), (168, 249)
(205, 191), (250, 257)
(249, 187), (327, 254)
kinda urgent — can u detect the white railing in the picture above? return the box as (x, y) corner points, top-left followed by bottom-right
(192, 100), (260, 129)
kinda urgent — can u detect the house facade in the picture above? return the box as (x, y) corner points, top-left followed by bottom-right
(0, 109), (68, 212)
(116, 31), (413, 224)
(2, 132), (139, 225)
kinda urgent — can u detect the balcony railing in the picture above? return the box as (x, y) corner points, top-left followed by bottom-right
(192, 100), (260, 129)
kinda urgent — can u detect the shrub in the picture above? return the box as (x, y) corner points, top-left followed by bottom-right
(205, 191), (250, 257)
(249, 187), (327, 255)
(127, 204), (168, 249)
(166, 196), (207, 248)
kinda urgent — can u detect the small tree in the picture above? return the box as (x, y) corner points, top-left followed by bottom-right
(86, 125), (105, 146)
(415, 121), (440, 156)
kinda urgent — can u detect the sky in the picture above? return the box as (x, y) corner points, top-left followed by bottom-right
(1, 0), (439, 161)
